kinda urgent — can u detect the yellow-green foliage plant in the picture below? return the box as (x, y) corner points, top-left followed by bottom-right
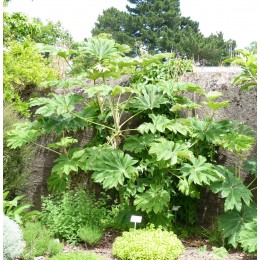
(112, 225), (184, 260)
(3, 39), (58, 116)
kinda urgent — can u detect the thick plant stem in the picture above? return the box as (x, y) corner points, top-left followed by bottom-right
(32, 141), (61, 155)
(118, 184), (123, 204)
(247, 177), (256, 188)
(71, 112), (114, 131)
(120, 110), (143, 128)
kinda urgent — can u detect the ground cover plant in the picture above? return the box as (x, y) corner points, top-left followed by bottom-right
(6, 37), (257, 256)
(112, 225), (184, 259)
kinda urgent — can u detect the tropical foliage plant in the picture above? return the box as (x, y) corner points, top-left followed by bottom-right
(225, 49), (257, 92)
(7, 38), (256, 253)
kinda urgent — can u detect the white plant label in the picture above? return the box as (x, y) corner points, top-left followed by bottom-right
(130, 215), (142, 223)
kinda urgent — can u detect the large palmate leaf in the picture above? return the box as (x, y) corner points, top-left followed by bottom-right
(80, 38), (118, 61)
(47, 172), (70, 193)
(37, 115), (87, 136)
(177, 178), (200, 198)
(238, 218), (257, 253)
(149, 138), (193, 166)
(85, 84), (134, 98)
(172, 95), (202, 111)
(131, 84), (168, 111)
(243, 159), (257, 176)
(202, 100), (230, 111)
(211, 166), (252, 212)
(214, 132), (255, 152)
(138, 114), (190, 136)
(123, 134), (155, 153)
(40, 78), (83, 89)
(48, 137), (78, 149)
(166, 118), (191, 136)
(180, 156), (224, 186)
(30, 94), (84, 117)
(52, 154), (79, 176)
(138, 114), (171, 134)
(36, 104), (98, 135)
(85, 84), (113, 98)
(92, 149), (138, 189)
(36, 43), (77, 59)
(218, 203), (256, 248)
(188, 117), (207, 140)
(205, 91), (223, 101)
(7, 122), (41, 148)
(134, 184), (170, 214)
(158, 80), (204, 96)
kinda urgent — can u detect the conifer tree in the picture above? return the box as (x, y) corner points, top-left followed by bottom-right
(92, 0), (235, 64)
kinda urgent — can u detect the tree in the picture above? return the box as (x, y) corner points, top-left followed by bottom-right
(3, 12), (73, 47)
(91, 8), (137, 55)
(92, 0), (236, 64)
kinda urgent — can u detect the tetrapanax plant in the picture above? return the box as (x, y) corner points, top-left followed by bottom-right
(7, 38), (256, 252)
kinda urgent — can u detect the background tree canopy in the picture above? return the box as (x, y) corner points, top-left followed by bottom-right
(3, 12), (73, 47)
(91, 0), (236, 65)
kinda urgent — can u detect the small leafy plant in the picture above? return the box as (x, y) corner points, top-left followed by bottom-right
(22, 221), (63, 259)
(40, 189), (107, 243)
(3, 191), (39, 224)
(211, 246), (229, 259)
(112, 225), (184, 260)
(77, 225), (104, 246)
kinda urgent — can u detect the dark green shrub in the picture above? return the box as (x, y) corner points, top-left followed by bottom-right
(40, 189), (107, 243)
(22, 221), (63, 259)
(48, 251), (105, 260)
(112, 225), (184, 260)
(77, 225), (104, 246)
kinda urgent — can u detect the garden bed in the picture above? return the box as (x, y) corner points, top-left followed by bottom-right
(32, 229), (256, 260)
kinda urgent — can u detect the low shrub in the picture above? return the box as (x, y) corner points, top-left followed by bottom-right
(40, 189), (107, 243)
(3, 214), (24, 260)
(22, 221), (63, 259)
(77, 225), (104, 246)
(48, 251), (105, 260)
(112, 225), (184, 260)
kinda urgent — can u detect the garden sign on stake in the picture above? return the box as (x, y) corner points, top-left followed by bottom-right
(130, 215), (142, 236)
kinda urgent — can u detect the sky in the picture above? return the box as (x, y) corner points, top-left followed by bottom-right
(3, 0), (259, 49)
